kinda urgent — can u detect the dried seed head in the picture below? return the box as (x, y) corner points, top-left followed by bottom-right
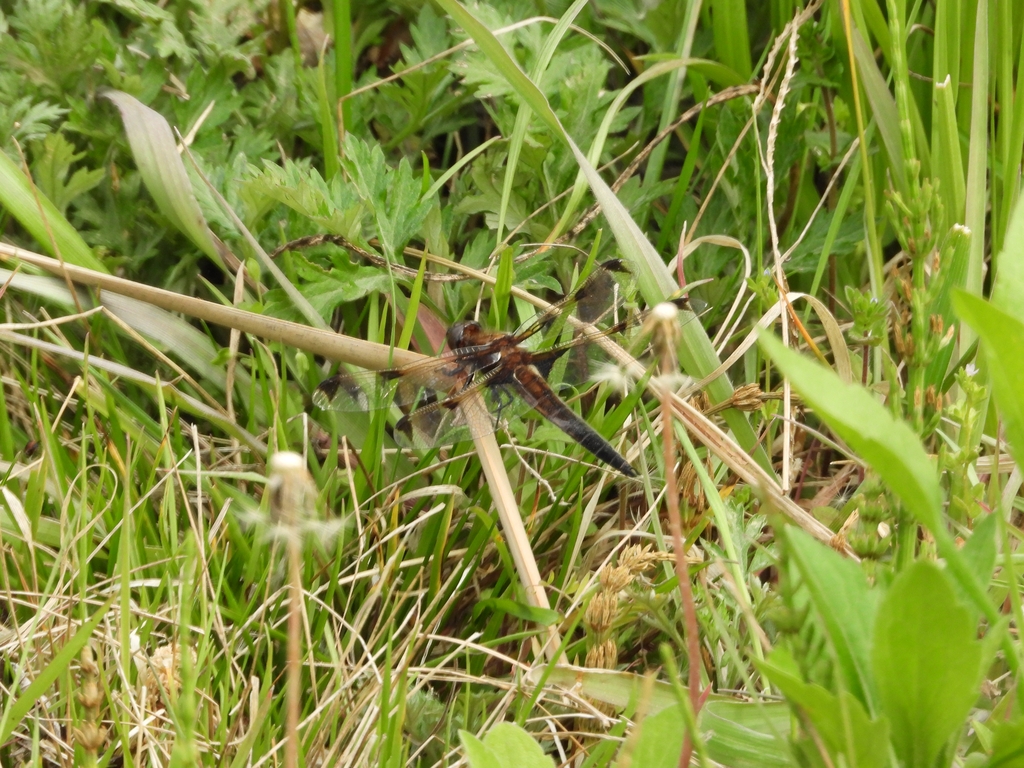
(643, 301), (682, 374)
(585, 590), (620, 634)
(690, 392), (710, 414)
(730, 383), (763, 412)
(144, 642), (194, 697)
(585, 638), (619, 670)
(677, 462), (700, 513)
(268, 452), (314, 527)
(600, 563), (634, 594)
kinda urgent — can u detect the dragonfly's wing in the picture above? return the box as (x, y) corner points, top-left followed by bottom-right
(530, 296), (705, 394)
(312, 345), (500, 412)
(392, 375), (534, 449)
(512, 260), (634, 347)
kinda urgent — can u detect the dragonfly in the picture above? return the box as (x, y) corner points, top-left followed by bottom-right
(313, 260), (686, 477)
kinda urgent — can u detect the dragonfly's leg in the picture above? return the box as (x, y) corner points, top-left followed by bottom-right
(493, 386), (515, 421)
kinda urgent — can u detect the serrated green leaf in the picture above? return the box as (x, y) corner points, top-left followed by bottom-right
(298, 264), (391, 320)
(340, 134), (433, 258)
(31, 133), (104, 214)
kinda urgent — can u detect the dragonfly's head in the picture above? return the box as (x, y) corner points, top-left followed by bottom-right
(447, 320), (484, 350)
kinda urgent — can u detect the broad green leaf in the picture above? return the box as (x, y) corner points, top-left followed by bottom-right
(991, 196), (1024, 323)
(461, 723), (554, 768)
(616, 704), (683, 768)
(534, 665), (791, 766)
(760, 332), (1000, 634)
(784, 528), (877, 712)
(988, 716), (1024, 767)
(759, 331), (942, 531)
(873, 562), (984, 768)
(460, 732), (501, 768)
(759, 648), (889, 768)
(961, 512), (998, 604)
(0, 148), (107, 273)
(620, 700), (794, 768)
(103, 90), (224, 267)
(701, 700), (794, 768)
(532, 665), (679, 714)
(953, 293), (1024, 474)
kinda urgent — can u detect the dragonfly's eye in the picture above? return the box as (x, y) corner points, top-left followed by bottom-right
(447, 321), (481, 349)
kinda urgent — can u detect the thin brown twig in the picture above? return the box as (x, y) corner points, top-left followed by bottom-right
(650, 302), (702, 767)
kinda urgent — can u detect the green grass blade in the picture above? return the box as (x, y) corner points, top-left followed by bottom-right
(496, 0), (588, 244)
(963, 0), (989, 298)
(0, 596), (115, 745)
(933, 77), (966, 229)
(0, 150), (107, 273)
(103, 91), (226, 269)
(851, 27), (906, 195)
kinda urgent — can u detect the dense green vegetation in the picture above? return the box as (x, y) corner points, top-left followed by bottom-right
(2, 0), (1024, 765)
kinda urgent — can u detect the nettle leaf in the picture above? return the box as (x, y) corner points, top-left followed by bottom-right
(872, 561), (984, 768)
(340, 134), (434, 256)
(31, 133), (104, 215)
(242, 159), (364, 235)
(0, 95), (67, 147)
(297, 263), (391, 320)
(190, 0), (264, 80)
